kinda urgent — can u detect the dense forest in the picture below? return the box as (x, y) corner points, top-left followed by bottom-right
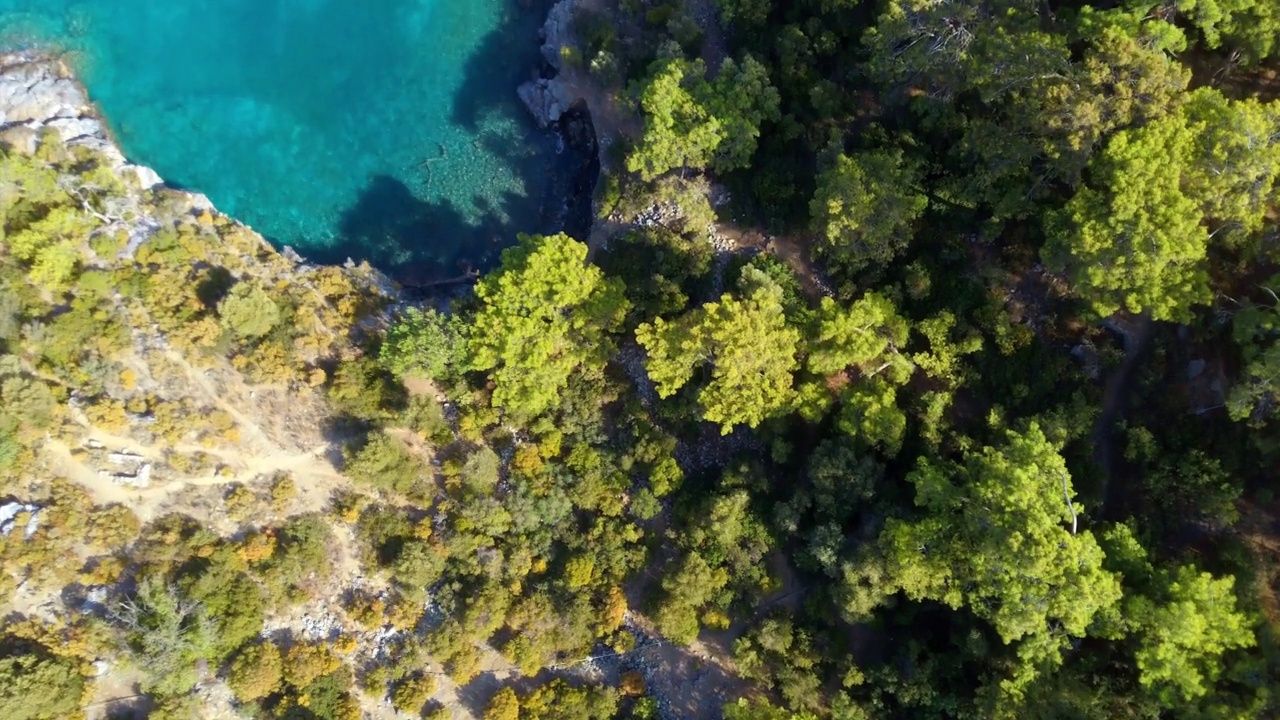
(3, 0), (1280, 719)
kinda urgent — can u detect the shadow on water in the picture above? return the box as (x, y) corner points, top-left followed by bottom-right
(296, 174), (546, 286)
(294, 0), (568, 284)
(450, 0), (555, 133)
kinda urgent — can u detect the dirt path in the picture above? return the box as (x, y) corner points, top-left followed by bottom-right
(686, 0), (730, 72)
(1092, 314), (1155, 516)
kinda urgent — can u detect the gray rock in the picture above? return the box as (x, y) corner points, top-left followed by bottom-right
(0, 501), (41, 539)
(540, 0), (579, 71)
(1187, 359), (1207, 380)
(517, 77), (574, 129)
(124, 164), (164, 190)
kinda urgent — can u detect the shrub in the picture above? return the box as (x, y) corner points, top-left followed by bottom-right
(218, 282), (282, 340)
(227, 641), (283, 702)
(392, 673), (438, 715)
(342, 433), (426, 495)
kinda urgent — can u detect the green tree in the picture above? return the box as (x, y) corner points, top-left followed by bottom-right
(1181, 88), (1280, 235)
(1176, 0), (1280, 62)
(115, 575), (215, 699)
(0, 646), (84, 720)
(638, 277), (800, 433)
(227, 641), (283, 702)
(705, 55), (782, 172)
(1045, 113), (1209, 320)
(872, 425), (1123, 686)
(469, 233), (628, 419)
(653, 551), (729, 644)
(218, 282), (282, 340)
(1228, 288), (1280, 423)
(380, 307), (466, 381)
(1130, 567), (1255, 705)
(810, 151), (927, 274)
(626, 55), (779, 179)
(342, 432), (426, 496)
(627, 58), (723, 180)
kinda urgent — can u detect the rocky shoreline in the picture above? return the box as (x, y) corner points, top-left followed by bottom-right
(0, 53), (400, 299)
(0, 54), (165, 193)
(518, 0), (603, 244)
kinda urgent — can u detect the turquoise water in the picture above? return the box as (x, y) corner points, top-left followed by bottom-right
(0, 0), (555, 278)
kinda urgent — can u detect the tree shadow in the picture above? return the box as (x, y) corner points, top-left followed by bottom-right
(299, 174), (536, 286)
(449, 0), (555, 133)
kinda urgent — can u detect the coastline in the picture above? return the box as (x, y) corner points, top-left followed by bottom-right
(0, 0), (603, 293)
(0, 52), (401, 298)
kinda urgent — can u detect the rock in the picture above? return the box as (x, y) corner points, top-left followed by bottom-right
(540, 0), (579, 71)
(0, 54), (126, 165)
(518, 77), (574, 129)
(0, 501), (41, 539)
(108, 451), (144, 465)
(124, 164), (164, 190)
(1187, 359), (1207, 380)
(0, 58), (85, 124)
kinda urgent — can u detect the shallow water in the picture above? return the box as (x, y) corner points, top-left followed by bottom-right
(0, 0), (554, 278)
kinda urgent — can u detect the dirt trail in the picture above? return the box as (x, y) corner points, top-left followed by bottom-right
(1092, 314), (1155, 516)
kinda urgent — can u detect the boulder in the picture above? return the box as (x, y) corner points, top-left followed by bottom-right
(540, 0), (579, 71)
(518, 77), (574, 129)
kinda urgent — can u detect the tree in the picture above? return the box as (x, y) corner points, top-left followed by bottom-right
(809, 151), (927, 274)
(282, 643), (341, 689)
(1044, 113), (1209, 320)
(218, 282), (282, 339)
(392, 674), (438, 715)
(484, 686), (520, 720)
(705, 55), (782, 172)
(627, 58), (723, 180)
(653, 551), (729, 644)
(0, 647), (84, 720)
(1181, 88), (1280, 235)
(380, 307), (466, 381)
(114, 575), (215, 698)
(520, 678), (619, 720)
(873, 425), (1122, 685)
(862, 0), (1048, 101)
(468, 234), (628, 419)
(227, 641), (283, 702)
(342, 432), (426, 495)
(638, 275), (800, 433)
(1130, 567), (1255, 705)
(626, 55), (779, 179)
(1175, 0), (1280, 62)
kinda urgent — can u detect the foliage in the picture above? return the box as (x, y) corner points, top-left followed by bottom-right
(638, 272), (800, 432)
(380, 306), (466, 381)
(810, 150), (927, 274)
(0, 643), (85, 720)
(469, 233), (628, 419)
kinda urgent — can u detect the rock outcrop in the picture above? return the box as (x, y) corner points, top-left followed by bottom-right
(517, 0), (582, 129)
(0, 54), (165, 191)
(517, 76), (576, 130)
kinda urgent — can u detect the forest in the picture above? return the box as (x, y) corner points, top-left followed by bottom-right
(2, 0), (1280, 719)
